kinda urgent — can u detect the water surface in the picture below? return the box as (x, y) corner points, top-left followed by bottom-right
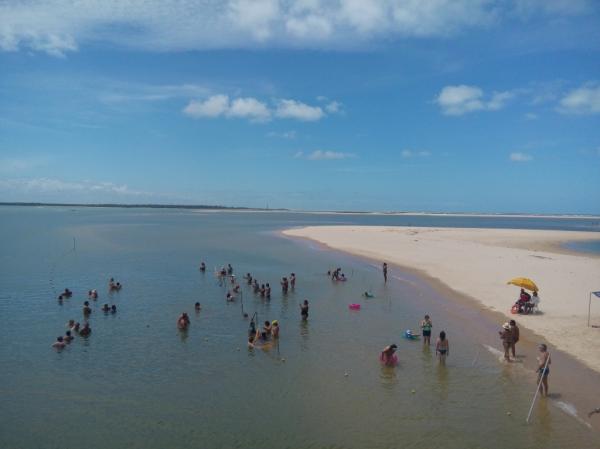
(0, 207), (597, 449)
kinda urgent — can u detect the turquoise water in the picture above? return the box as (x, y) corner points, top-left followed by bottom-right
(0, 206), (598, 449)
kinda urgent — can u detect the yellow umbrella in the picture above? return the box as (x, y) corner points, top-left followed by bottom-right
(507, 277), (539, 292)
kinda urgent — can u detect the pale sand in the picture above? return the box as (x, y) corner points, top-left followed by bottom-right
(284, 226), (600, 373)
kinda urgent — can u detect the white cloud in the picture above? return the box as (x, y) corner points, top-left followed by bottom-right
(0, 1), (541, 56)
(0, 177), (147, 196)
(509, 152), (533, 162)
(558, 83), (600, 114)
(436, 85), (517, 115)
(296, 150), (356, 160)
(325, 101), (342, 114)
(275, 99), (324, 121)
(183, 95), (332, 122)
(401, 150), (431, 158)
(183, 95), (230, 118)
(228, 97), (271, 121)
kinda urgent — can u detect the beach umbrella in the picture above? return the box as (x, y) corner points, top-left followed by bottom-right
(507, 277), (539, 292)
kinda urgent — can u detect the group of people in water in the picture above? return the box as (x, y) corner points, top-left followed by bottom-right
(383, 314), (449, 366)
(328, 267), (347, 282)
(52, 278), (122, 350)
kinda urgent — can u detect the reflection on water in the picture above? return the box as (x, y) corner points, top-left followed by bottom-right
(0, 207), (597, 449)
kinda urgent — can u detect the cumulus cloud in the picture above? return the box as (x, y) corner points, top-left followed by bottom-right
(295, 150), (356, 160)
(183, 95), (332, 122)
(2, 1), (575, 56)
(275, 99), (324, 121)
(436, 85), (517, 115)
(557, 83), (600, 114)
(183, 95), (271, 122)
(509, 152), (533, 162)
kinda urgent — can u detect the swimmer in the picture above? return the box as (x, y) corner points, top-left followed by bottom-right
(421, 315), (433, 346)
(88, 289), (98, 300)
(245, 273), (253, 285)
(67, 319), (75, 329)
(72, 322), (81, 334)
(281, 277), (289, 294)
(102, 304), (110, 312)
(233, 285), (241, 294)
(435, 331), (449, 364)
(537, 343), (551, 397)
(63, 288), (72, 298)
(363, 291), (374, 298)
(290, 273), (296, 289)
(195, 302), (201, 311)
(64, 330), (74, 343)
(248, 321), (257, 339)
(52, 336), (66, 349)
(199, 262), (206, 272)
(83, 301), (92, 317)
(110, 305), (117, 314)
(260, 284), (266, 298)
(79, 323), (92, 337)
(380, 344), (398, 366)
(265, 283), (271, 299)
(227, 263), (233, 275)
(263, 320), (272, 336)
(300, 300), (309, 320)
(382, 262), (388, 283)
(226, 291), (235, 302)
(109, 278), (115, 289)
(253, 280), (260, 294)
(177, 313), (190, 330)
(271, 320), (279, 338)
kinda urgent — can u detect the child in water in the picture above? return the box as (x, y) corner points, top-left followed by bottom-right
(436, 331), (449, 364)
(380, 344), (398, 366)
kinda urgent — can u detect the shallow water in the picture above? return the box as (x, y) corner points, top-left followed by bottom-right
(0, 207), (598, 449)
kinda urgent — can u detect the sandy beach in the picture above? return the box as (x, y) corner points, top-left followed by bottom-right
(284, 226), (600, 373)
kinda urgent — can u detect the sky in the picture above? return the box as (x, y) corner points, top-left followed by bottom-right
(0, 0), (599, 214)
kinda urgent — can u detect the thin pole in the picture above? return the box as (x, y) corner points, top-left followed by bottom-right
(73, 237), (76, 251)
(526, 353), (551, 423)
(588, 293), (592, 327)
(240, 290), (244, 316)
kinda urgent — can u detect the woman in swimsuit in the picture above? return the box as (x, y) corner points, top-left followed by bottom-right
(421, 315), (433, 346)
(537, 343), (551, 397)
(436, 331), (449, 365)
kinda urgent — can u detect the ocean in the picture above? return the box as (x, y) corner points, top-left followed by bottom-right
(0, 206), (598, 449)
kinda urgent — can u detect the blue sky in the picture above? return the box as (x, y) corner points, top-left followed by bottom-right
(0, 0), (599, 213)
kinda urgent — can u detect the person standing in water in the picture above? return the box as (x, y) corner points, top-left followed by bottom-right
(499, 323), (513, 362)
(300, 300), (309, 320)
(281, 277), (289, 294)
(290, 273), (296, 289)
(537, 343), (551, 397)
(382, 262), (388, 283)
(421, 315), (433, 346)
(509, 320), (520, 358)
(435, 331), (449, 364)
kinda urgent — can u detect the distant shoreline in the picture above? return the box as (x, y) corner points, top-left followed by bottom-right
(1, 202), (599, 219)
